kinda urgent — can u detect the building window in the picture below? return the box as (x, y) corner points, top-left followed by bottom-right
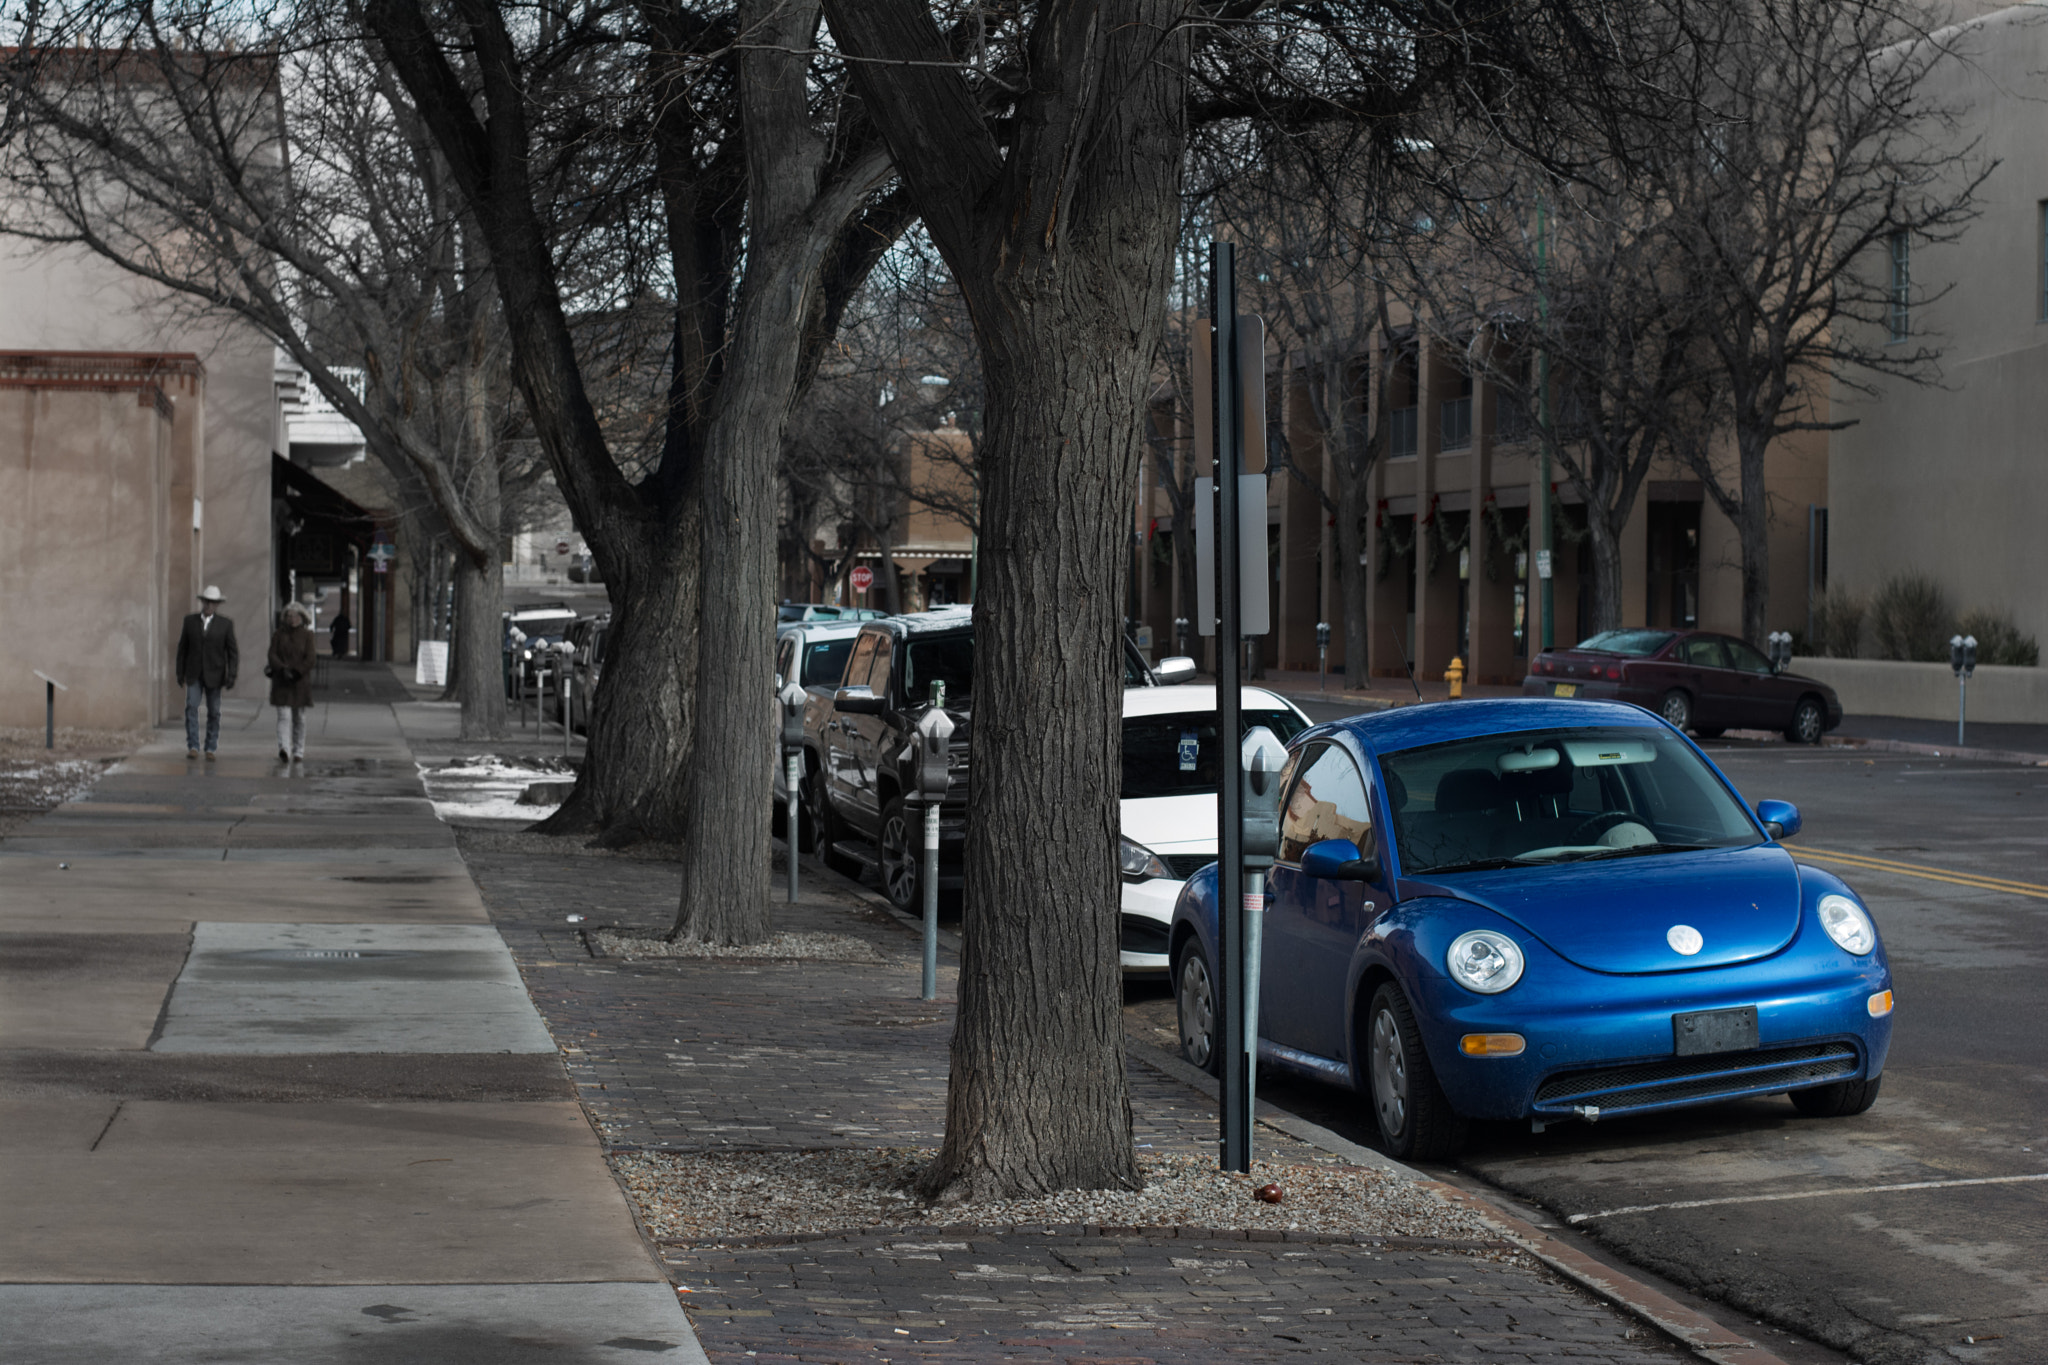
(1887, 230), (1910, 342)
(1389, 406), (1418, 458)
(1440, 371), (1474, 450)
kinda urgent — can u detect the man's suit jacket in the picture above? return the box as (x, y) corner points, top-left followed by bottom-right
(176, 612), (239, 689)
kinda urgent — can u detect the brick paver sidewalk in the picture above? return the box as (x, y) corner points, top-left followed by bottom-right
(457, 827), (1690, 1364)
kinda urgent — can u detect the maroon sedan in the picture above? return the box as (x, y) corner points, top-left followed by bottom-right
(1520, 629), (1843, 743)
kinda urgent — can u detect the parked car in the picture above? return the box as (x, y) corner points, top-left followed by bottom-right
(792, 610), (1196, 910)
(775, 618), (868, 693)
(777, 602), (888, 624)
(1118, 685), (1313, 973)
(559, 614), (610, 732)
(1522, 629), (1842, 743)
(1169, 697), (1892, 1160)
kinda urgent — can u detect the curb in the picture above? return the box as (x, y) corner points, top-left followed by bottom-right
(1825, 733), (2048, 766)
(1123, 1038), (1789, 1365)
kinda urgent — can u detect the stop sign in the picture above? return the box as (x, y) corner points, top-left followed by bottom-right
(849, 565), (875, 594)
(555, 540), (571, 555)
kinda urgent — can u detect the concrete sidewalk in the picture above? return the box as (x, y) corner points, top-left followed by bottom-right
(0, 695), (701, 1362)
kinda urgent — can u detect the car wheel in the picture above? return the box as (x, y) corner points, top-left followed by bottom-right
(815, 770), (862, 877)
(1175, 946), (1219, 1076)
(1791, 1075), (1882, 1117)
(1658, 688), (1693, 731)
(1366, 983), (1468, 1161)
(879, 797), (921, 912)
(795, 761), (823, 854)
(1786, 696), (1826, 746)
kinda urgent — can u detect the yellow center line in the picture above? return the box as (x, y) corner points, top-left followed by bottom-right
(1796, 845), (2048, 900)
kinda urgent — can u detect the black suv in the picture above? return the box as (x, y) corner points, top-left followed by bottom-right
(800, 608), (1188, 911)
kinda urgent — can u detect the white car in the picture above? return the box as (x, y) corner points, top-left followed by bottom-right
(1118, 685), (1313, 973)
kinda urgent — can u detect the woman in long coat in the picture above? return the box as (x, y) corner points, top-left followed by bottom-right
(268, 602), (317, 763)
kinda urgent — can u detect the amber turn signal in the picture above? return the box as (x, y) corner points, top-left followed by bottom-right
(1867, 990), (1894, 1017)
(1460, 1033), (1527, 1056)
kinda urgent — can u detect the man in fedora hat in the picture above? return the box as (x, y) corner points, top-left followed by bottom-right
(176, 586), (240, 760)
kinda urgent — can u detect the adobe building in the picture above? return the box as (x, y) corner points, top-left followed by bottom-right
(0, 238), (280, 731)
(1827, 2), (2048, 652)
(0, 240), (388, 731)
(1133, 322), (1828, 685)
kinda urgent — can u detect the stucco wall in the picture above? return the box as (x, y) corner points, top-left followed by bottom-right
(0, 240), (278, 723)
(1794, 657), (2048, 725)
(1827, 6), (2048, 654)
(0, 386), (176, 729)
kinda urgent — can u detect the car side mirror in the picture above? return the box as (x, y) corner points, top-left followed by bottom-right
(833, 685), (885, 715)
(1152, 655), (1197, 685)
(1755, 799), (1801, 841)
(1300, 837), (1381, 882)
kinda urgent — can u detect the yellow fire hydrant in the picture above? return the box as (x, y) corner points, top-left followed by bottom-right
(1446, 656), (1466, 699)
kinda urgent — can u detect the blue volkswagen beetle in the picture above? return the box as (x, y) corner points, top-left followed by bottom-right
(1169, 698), (1893, 1161)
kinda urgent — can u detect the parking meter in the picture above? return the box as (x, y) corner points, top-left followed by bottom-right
(913, 681), (953, 999)
(1950, 634), (1978, 745)
(1237, 724), (1289, 1119)
(1240, 726), (1287, 870)
(1315, 621), (1331, 691)
(779, 682), (806, 901)
(1174, 616), (1190, 660)
(555, 642), (577, 754)
(1767, 631), (1793, 673)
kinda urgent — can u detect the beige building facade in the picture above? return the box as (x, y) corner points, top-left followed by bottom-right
(1827, 3), (2048, 653)
(1135, 329), (1829, 685)
(0, 241), (282, 731)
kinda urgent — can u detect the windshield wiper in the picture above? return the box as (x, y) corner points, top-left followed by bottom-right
(1571, 841), (1716, 862)
(1422, 855), (1547, 874)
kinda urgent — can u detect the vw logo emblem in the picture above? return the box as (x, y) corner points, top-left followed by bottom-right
(1667, 924), (1704, 956)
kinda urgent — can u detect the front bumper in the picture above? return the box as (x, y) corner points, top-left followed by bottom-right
(1119, 876), (1182, 973)
(1409, 960), (1893, 1123)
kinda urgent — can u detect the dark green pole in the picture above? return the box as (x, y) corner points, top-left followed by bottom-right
(1536, 198), (1556, 651)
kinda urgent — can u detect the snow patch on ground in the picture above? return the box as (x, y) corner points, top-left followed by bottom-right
(417, 754), (574, 824)
(593, 927), (886, 963)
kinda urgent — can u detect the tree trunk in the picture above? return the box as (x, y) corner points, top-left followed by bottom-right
(1585, 511), (1624, 636)
(1735, 429), (1770, 646)
(451, 549), (507, 740)
(918, 312), (1147, 1203)
(1335, 465), (1372, 690)
(539, 524), (699, 843)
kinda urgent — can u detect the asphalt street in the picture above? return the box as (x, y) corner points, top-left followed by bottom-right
(1131, 707), (2048, 1365)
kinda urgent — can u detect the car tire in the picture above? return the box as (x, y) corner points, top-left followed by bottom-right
(1658, 689), (1693, 732)
(1790, 1075), (1882, 1118)
(878, 797), (921, 913)
(1175, 945), (1220, 1076)
(1786, 696), (1826, 746)
(1365, 983), (1468, 1162)
(815, 770), (862, 877)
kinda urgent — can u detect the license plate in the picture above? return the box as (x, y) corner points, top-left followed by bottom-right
(1551, 683), (1578, 697)
(1673, 1006), (1758, 1056)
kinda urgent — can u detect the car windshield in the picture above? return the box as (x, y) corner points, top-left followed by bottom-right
(903, 635), (974, 702)
(1122, 708), (1312, 799)
(801, 639), (856, 687)
(1575, 629), (1674, 656)
(1379, 725), (1758, 875)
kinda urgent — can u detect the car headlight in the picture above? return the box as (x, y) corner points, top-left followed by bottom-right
(1119, 836), (1171, 882)
(1446, 930), (1525, 994)
(1817, 894), (1876, 955)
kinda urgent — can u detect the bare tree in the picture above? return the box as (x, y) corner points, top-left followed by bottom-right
(0, 13), (536, 737)
(823, 0), (1660, 1202)
(364, 0), (916, 943)
(1646, 0), (1989, 644)
(1392, 161), (1722, 636)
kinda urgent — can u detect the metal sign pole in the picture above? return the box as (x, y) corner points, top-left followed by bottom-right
(1212, 240), (1251, 1175)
